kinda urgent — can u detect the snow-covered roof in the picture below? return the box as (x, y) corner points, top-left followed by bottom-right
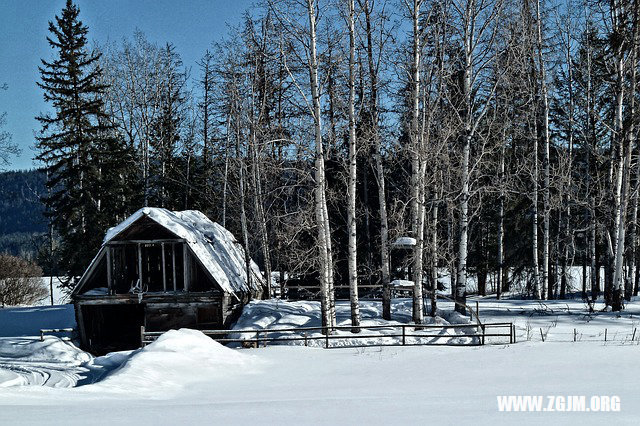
(392, 236), (416, 247)
(78, 207), (265, 296)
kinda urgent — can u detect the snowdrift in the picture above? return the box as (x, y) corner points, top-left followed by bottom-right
(230, 299), (477, 347)
(93, 329), (257, 395)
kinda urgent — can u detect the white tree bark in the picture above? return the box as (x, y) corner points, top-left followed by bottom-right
(407, 0), (425, 324)
(307, 0), (336, 330)
(535, 0), (551, 300)
(347, 0), (361, 329)
(610, 0), (628, 310)
(361, 0), (391, 320)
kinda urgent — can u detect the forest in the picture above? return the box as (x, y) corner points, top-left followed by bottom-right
(0, 170), (47, 261)
(27, 0), (640, 327)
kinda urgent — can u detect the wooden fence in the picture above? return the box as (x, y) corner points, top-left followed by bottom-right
(141, 322), (515, 349)
(39, 328), (75, 342)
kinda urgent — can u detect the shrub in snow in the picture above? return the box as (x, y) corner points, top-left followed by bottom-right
(0, 254), (47, 307)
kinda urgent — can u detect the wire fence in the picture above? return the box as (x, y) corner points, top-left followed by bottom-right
(516, 325), (640, 345)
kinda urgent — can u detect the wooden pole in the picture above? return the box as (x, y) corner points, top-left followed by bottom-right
(183, 243), (190, 291)
(106, 246), (113, 292)
(137, 243), (143, 289)
(161, 243), (167, 292)
(172, 243), (177, 292)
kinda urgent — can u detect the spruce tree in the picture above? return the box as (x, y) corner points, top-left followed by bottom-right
(35, 0), (127, 285)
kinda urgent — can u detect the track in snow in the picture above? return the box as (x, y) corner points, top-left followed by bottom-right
(0, 359), (87, 387)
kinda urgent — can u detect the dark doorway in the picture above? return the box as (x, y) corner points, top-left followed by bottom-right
(82, 304), (144, 355)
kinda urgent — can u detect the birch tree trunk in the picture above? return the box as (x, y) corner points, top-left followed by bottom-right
(235, 104), (253, 292)
(497, 130), (506, 300)
(626, 4), (639, 299)
(535, 0), (551, 300)
(430, 203), (439, 315)
(307, 0), (336, 330)
(610, 0), (628, 311)
(532, 115), (541, 299)
(347, 0), (361, 329)
(455, 0), (474, 315)
(362, 0), (391, 319)
(560, 17), (575, 300)
(408, 0), (425, 324)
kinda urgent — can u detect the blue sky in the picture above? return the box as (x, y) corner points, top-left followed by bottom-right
(0, 0), (253, 170)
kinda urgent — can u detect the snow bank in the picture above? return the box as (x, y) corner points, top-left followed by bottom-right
(231, 299), (475, 347)
(0, 337), (92, 388)
(0, 337), (90, 365)
(94, 329), (257, 395)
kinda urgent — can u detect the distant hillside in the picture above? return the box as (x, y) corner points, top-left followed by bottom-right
(0, 169), (47, 259)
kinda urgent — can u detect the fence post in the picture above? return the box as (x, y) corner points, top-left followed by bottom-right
(140, 325), (145, 347)
(509, 324), (513, 344)
(574, 328), (577, 342)
(633, 328), (637, 342)
(604, 328), (607, 342)
(402, 325), (406, 346)
(539, 328), (545, 342)
(256, 331), (260, 348)
(475, 301), (479, 322)
(481, 325), (485, 345)
(325, 327), (329, 349)
(304, 332), (308, 347)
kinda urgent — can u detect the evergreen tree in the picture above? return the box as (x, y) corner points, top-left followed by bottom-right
(35, 0), (128, 285)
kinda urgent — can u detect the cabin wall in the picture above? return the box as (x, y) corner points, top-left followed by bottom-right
(74, 291), (251, 355)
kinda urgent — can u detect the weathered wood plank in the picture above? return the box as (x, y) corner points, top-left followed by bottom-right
(183, 243), (189, 291)
(137, 243), (143, 289)
(161, 242), (167, 292)
(106, 246), (113, 291)
(172, 243), (177, 292)
(107, 239), (185, 245)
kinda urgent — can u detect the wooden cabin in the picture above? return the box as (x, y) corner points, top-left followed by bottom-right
(71, 207), (265, 354)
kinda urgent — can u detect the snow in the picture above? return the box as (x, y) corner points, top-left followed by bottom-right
(231, 299), (477, 347)
(392, 236), (416, 247)
(0, 304), (75, 337)
(0, 334), (639, 423)
(32, 277), (71, 306)
(78, 207), (264, 297)
(93, 329), (256, 395)
(1, 299), (640, 423)
(390, 279), (414, 288)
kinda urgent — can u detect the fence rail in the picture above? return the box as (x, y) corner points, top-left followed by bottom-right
(141, 322), (515, 349)
(40, 328), (75, 342)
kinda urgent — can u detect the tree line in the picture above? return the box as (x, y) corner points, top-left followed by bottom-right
(35, 0), (640, 328)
